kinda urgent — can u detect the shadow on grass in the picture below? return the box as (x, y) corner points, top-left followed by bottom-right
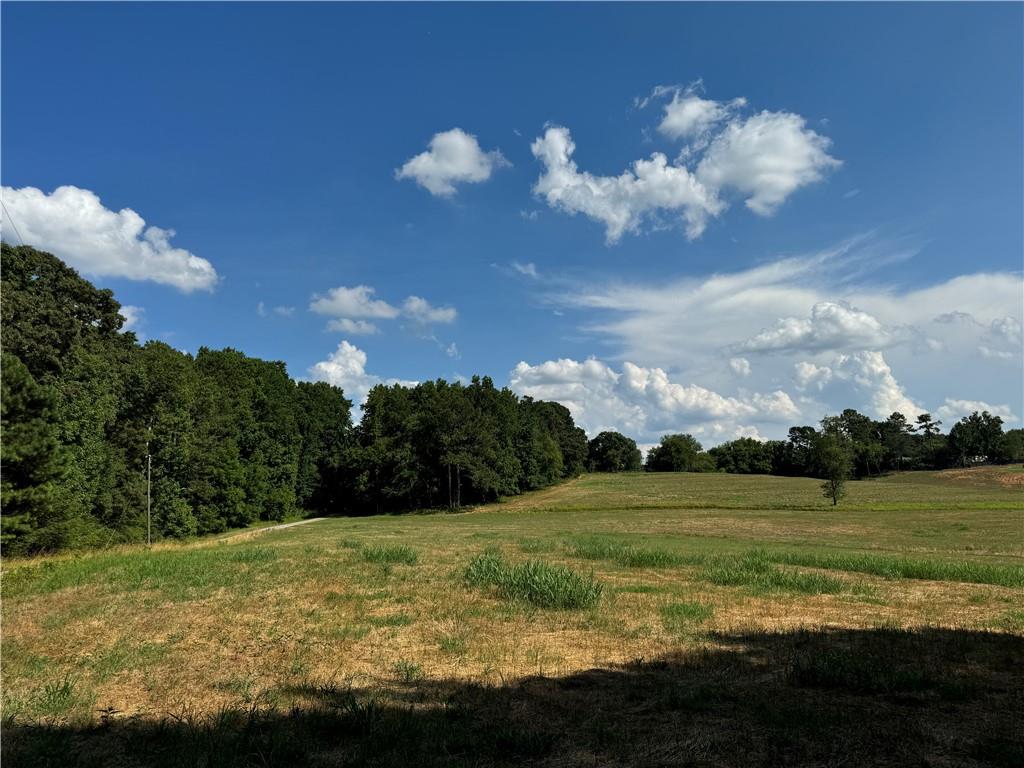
(4, 627), (1022, 767)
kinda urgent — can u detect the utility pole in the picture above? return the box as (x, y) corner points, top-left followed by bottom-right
(146, 435), (152, 546)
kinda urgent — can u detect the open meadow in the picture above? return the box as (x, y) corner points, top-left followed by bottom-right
(3, 468), (1023, 766)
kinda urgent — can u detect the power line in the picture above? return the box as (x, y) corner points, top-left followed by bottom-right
(1, 199), (25, 245)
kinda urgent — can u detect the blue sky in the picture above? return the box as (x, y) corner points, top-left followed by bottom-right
(3, 2), (1022, 445)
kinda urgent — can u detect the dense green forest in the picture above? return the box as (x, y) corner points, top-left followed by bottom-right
(0, 244), (587, 553)
(2, 243), (1020, 553)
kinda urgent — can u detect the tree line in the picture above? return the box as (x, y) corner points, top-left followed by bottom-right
(0, 245), (587, 553)
(3, 244), (1019, 551)
(631, 409), (1022, 478)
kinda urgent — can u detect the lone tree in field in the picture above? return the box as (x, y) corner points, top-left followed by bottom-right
(815, 432), (853, 506)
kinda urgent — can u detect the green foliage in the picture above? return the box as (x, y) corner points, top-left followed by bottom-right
(708, 437), (774, 474)
(645, 434), (714, 472)
(348, 376), (584, 513)
(948, 411), (1005, 466)
(814, 431), (853, 506)
(464, 551), (603, 609)
(587, 431), (642, 472)
(1, 353), (68, 550)
(3, 245), (595, 551)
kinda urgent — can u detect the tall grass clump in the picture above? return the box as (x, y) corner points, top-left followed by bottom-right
(702, 550), (845, 595)
(362, 545), (418, 566)
(569, 538), (699, 569)
(464, 551), (603, 609)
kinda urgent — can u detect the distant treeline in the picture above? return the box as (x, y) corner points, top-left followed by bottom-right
(0, 244), (586, 553)
(589, 410), (1023, 478)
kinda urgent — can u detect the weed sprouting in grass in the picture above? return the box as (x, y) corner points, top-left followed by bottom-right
(367, 613), (414, 628)
(339, 538), (362, 550)
(464, 552), (603, 609)
(33, 674), (81, 718)
(361, 545), (418, 566)
(438, 633), (469, 656)
(391, 660), (423, 683)
(659, 601), (714, 633)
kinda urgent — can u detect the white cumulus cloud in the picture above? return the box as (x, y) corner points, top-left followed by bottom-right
(532, 88), (839, 242)
(695, 110), (841, 216)
(832, 351), (921, 420)
(309, 285), (400, 319)
(740, 301), (892, 354)
(1, 185), (218, 292)
(794, 361), (833, 391)
(509, 356), (799, 443)
(659, 89), (745, 141)
(396, 128), (509, 197)
(327, 318), (379, 335)
(308, 340), (416, 407)
(936, 399), (1018, 424)
(531, 125), (723, 243)
(402, 295), (457, 325)
(729, 357), (752, 377)
(545, 235), (1021, 435)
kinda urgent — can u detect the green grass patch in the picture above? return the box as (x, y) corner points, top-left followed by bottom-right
(568, 538), (698, 568)
(517, 537), (555, 554)
(464, 552), (603, 610)
(994, 610), (1024, 632)
(361, 545), (418, 566)
(659, 601), (714, 632)
(438, 632), (469, 656)
(90, 640), (169, 682)
(702, 551), (845, 595)
(765, 550), (1024, 588)
(367, 613), (414, 628)
(228, 547), (278, 564)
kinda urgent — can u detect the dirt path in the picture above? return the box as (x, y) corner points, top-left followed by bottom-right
(218, 517), (325, 542)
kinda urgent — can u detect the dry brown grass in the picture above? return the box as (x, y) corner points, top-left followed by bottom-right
(2, 470), (1022, 765)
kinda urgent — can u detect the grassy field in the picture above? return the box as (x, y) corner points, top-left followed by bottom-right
(2, 468), (1022, 766)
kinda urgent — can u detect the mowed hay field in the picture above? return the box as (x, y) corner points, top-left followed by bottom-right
(3, 468), (1023, 767)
